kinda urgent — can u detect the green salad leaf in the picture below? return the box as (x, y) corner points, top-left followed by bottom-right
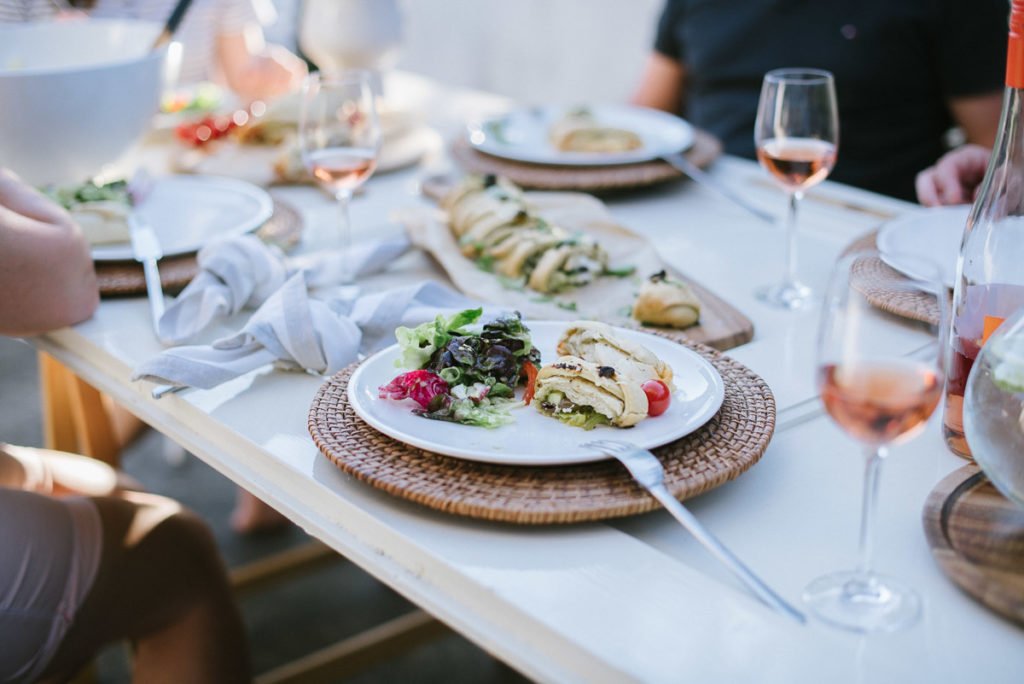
(415, 382), (517, 429)
(394, 308), (482, 370)
(389, 309), (541, 429)
(43, 179), (131, 210)
(550, 407), (610, 430)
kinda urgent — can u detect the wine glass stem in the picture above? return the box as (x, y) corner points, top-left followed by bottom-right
(856, 445), (887, 577)
(784, 190), (803, 288)
(335, 189), (353, 285)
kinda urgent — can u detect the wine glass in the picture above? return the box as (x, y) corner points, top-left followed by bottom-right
(754, 68), (839, 309)
(965, 306), (1024, 509)
(298, 70), (381, 284)
(805, 249), (948, 632)
(298, 0), (403, 95)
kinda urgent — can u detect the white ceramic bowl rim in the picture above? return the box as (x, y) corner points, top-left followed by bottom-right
(0, 19), (166, 78)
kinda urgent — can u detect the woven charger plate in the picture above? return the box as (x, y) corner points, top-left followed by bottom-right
(449, 128), (722, 192)
(95, 199), (302, 297)
(309, 340), (774, 524)
(842, 231), (944, 326)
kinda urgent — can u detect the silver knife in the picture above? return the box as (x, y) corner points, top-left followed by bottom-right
(662, 152), (778, 225)
(129, 212), (166, 340)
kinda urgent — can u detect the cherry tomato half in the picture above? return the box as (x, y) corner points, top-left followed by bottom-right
(641, 379), (671, 417)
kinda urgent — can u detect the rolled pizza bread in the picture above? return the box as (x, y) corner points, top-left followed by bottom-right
(534, 355), (649, 428)
(557, 320), (673, 385)
(632, 270), (701, 329)
(549, 110), (643, 154)
(442, 175), (610, 293)
(71, 201), (131, 245)
(526, 238), (607, 293)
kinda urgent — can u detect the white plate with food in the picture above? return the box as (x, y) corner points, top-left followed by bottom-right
(467, 104), (696, 167)
(74, 175), (274, 262)
(348, 314), (724, 466)
(876, 205), (969, 289)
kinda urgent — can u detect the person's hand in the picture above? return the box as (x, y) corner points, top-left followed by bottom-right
(915, 144), (991, 207)
(218, 33), (308, 102)
(0, 167), (98, 335)
(253, 45), (308, 99)
(0, 167), (75, 230)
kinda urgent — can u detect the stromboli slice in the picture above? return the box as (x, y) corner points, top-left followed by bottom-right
(534, 356), (649, 428)
(632, 271), (701, 329)
(557, 321), (673, 385)
(441, 175), (523, 213)
(495, 232), (563, 278)
(458, 206), (531, 255)
(549, 111), (643, 153)
(527, 238), (608, 293)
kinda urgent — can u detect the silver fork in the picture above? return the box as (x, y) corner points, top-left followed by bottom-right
(585, 439), (806, 624)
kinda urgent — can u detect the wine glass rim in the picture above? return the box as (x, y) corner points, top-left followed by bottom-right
(764, 68), (834, 84)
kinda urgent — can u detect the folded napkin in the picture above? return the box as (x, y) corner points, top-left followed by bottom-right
(158, 234), (411, 344)
(133, 275), (485, 390)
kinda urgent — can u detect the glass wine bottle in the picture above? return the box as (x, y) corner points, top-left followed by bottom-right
(944, 0), (1024, 458)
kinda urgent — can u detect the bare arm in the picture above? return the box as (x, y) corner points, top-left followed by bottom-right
(0, 169), (99, 336)
(216, 29), (307, 102)
(949, 91), (1003, 148)
(631, 52), (686, 114)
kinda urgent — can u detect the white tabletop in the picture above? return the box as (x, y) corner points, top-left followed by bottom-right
(33, 73), (1024, 682)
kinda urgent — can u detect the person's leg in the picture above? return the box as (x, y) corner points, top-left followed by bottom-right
(0, 443), (131, 496)
(231, 488), (290, 534)
(41, 492), (250, 683)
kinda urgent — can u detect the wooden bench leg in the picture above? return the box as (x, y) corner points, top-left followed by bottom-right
(230, 541), (340, 596)
(254, 610), (451, 684)
(39, 352), (78, 454)
(38, 353), (146, 468)
(66, 375), (120, 467)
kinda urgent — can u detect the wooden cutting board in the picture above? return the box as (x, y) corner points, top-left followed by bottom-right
(416, 177), (753, 351)
(923, 464), (1024, 626)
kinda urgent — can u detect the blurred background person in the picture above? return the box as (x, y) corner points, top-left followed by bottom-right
(632, 0), (1008, 201)
(0, 168), (250, 684)
(0, 0), (307, 102)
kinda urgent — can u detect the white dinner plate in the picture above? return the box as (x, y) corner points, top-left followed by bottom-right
(467, 104), (695, 167)
(347, 321), (725, 466)
(876, 205), (969, 289)
(90, 175), (274, 262)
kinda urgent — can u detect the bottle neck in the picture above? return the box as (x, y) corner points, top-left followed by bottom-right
(971, 87), (1024, 218)
(1011, 3), (1024, 89)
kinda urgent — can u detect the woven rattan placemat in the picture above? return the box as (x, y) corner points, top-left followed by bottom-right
(448, 129), (722, 193)
(309, 340), (774, 524)
(95, 199), (303, 297)
(843, 231), (944, 327)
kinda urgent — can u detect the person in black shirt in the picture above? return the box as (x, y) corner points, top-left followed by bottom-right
(633, 0), (1007, 202)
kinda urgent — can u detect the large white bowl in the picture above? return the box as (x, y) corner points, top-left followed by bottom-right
(0, 20), (168, 184)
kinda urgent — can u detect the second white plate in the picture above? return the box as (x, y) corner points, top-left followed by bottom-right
(347, 321), (725, 466)
(876, 205), (969, 289)
(468, 104), (696, 167)
(91, 175), (274, 262)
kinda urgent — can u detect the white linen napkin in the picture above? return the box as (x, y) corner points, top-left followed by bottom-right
(158, 234), (411, 345)
(132, 275), (486, 390)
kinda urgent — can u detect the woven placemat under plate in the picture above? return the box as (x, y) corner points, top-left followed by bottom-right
(842, 231), (944, 326)
(449, 129), (722, 193)
(308, 340), (774, 524)
(95, 199), (302, 297)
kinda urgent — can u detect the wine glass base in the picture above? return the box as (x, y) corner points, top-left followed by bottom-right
(756, 281), (813, 310)
(803, 570), (921, 633)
